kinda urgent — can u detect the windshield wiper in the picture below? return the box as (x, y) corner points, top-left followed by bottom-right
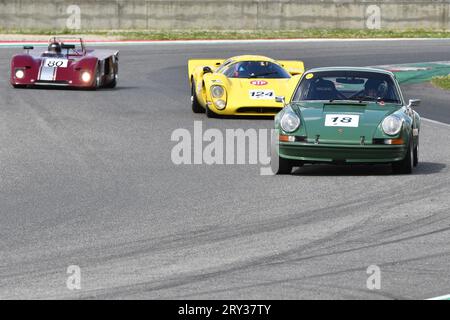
(327, 99), (367, 104)
(350, 96), (401, 104)
(249, 71), (278, 78)
(350, 95), (379, 102)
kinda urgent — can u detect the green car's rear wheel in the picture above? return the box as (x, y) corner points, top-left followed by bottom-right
(392, 138), (414, 174)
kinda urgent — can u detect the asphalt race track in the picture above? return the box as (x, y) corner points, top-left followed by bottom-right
(0, 39), (449, 299)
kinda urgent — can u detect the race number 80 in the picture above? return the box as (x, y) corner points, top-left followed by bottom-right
(45, 58), (68, 68)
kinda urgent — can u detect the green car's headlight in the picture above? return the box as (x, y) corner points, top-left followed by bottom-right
(280, 109), (300, 133)
(382, 115), (403, 136)
(211, 85), (225, 98)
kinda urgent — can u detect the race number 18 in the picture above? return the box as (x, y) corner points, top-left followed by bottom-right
(324, 114), (360, 127)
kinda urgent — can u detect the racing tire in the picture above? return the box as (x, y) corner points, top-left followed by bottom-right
(272, 155), (293, 175)
(191, 81), (204, 113)
(104, 74), (117, 89)
(92, 64), (102, 90)
(413, 136), (419, 167)
(205, 104), (218, 118)
(392, 138), (413, 174)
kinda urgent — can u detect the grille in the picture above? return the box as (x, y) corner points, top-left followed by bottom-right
(35, 80), (70, 86)
(236, 107), (282, 114)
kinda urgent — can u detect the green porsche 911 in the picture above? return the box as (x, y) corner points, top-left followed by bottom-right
(272, 67), (421, 174)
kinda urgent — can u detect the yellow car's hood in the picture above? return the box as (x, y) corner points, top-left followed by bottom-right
(227, 78), (292, 107)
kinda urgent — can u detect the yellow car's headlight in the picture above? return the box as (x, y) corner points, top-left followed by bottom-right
(211, 85), (225, 98)
(214, 99), (226, 110)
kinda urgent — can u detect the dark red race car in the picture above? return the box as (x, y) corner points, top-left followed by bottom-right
(10, 37), (119, 89)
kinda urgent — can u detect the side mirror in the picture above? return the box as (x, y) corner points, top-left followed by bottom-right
(275, 96), (285, 104)
(203, 66), (213, 74)
(23, 46), (33, 54)
(408, 99), (421, 108)
(61, 44), (76, 50)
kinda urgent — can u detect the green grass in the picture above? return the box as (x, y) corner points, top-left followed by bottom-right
(3, 28), (450, 40)
(431, 75), (450, 90)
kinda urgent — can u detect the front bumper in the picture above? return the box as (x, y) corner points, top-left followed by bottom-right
(279, 141), (407, 164)
(11, 78), (94, 87)
(207, 102), (283, 116)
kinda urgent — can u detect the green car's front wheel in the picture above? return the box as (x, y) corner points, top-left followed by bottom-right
(392, 139), (414, 174)
(413, 137), (419, 167)
(271, 155), (293, 175)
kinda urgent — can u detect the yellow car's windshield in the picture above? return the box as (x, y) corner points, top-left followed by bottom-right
(222, 61), (290, 79)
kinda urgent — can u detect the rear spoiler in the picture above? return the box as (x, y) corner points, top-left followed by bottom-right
(188, 59), (225, 78)
(278, 60), (305, 76)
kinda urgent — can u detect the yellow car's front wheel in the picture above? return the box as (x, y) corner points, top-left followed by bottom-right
(191, 80), (204, 114)
(205, 103), (219, 118)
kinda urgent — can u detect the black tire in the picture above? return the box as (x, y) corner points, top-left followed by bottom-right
(392, 138), (413, 174)
(93, 64), (102, 90)
(413, 136), (419, 167)
(205, 103), (218, 118)
(104, 76), (117, 89)
(12, 84), (26, 89)
(191, 80), (204, 113)
(272, 155), (293, 175)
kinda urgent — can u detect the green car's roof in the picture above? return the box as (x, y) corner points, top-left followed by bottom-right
(305, 66), (395, 77)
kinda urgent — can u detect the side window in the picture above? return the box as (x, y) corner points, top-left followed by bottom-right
(222, 63), (238, 78)
(217, 60), (233, 73)
(293, 78), (312, 101)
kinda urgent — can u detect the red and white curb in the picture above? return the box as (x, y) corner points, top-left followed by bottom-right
(1, 37), (450, 48)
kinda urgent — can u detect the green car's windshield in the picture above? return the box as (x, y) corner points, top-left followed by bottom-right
(292, 70), (402, 104)
(221, 61), (291, 79)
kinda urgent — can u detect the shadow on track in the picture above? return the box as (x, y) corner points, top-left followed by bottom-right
(291, 162), (446, 176)
(10, 85), (139, 91)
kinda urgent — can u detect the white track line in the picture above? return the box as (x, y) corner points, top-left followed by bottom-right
(427, 294), (450, 300)
(422, 117), (450, 128)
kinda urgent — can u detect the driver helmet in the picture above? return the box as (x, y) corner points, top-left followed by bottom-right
(48, 42), (62, 54)
(365, 79), (387, 98)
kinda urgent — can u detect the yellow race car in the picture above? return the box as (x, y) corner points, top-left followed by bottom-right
(188, 55), (305, 117)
